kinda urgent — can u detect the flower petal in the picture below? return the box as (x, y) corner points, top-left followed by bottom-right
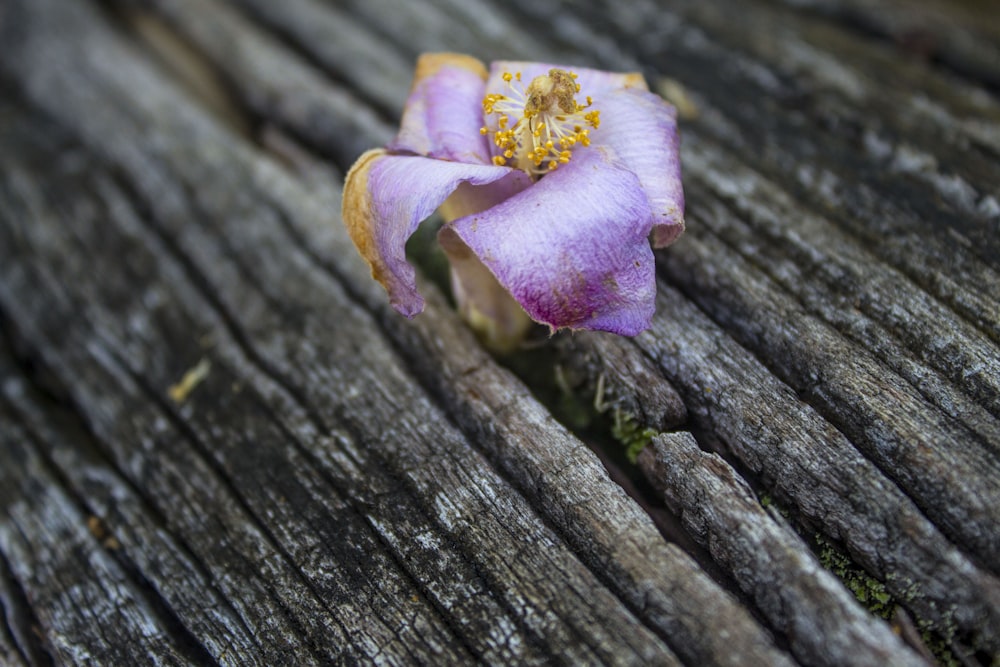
(444, 148), (657, 334)
(342, 149), (530, 317)
(486, 61), (649, 102)
(438, 182), (535, 350)
(388, 53), (492, 164)
(439, 228), (534, 352)
(592, 87), (686, 247)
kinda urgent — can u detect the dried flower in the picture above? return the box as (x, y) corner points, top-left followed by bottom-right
(343, 53), (684, 350)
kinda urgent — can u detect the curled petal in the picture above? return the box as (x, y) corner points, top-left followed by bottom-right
(342, 149), (531, 316)
(592, 88), (686, 247)
(439, 183), (534, 351)
(439, 181), (517, 223)
(439, 228), (534, 352)
(486, 61), (649, 100)
(445, 149), (656, 334)
(389, 53), (492, 164)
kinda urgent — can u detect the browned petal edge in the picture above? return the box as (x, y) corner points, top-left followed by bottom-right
(414, 52), (489, 87)
(342, 147), (393, 290)
(621, 71), (650, 91)
(652, 218), (686, 248)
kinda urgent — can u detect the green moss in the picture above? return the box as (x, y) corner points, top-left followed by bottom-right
(814, 536), (972, 666)
(916, 631), (960, 667)
(609, 409), (658, 463)
(815, 533), (896, 620)
(908, 599), (962, 667)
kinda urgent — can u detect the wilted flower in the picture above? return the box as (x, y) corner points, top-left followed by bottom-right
(343, 53), (684, 350)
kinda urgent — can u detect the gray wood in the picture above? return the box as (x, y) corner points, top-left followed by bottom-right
(629, 284), (1000, 655)
(0, 35), (681, 667)
(769, 0), (1000, 92)
(1, 0), (998, 664)
(0, 0), (789, 664)
(125, 0), (396, 165)
(659, 200), (1000, 564)
(372, 286), (784, 667)
(639, 432), (928, 667)
(0, 414), (194, 666)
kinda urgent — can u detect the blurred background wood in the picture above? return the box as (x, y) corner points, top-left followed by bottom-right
(1, 0), (997, 664)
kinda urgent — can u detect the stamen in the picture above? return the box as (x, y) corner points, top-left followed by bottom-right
(480, 68), (600, 177)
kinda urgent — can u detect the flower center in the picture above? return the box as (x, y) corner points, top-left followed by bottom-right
(481, 69), (600, 176)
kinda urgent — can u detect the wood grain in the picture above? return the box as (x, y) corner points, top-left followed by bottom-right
(1, 0), (997, 664)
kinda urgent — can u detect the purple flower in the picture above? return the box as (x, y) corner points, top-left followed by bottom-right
(342, 53), (684, 349)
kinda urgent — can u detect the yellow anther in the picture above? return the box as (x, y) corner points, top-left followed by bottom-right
(480, 67), (600, 176)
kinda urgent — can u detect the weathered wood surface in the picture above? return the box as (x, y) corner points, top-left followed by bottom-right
(0, 0), (997, 665)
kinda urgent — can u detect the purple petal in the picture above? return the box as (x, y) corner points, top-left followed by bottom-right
(342, 149), (530, 316)
(592, 88), (686, 247)
(388, 53), (492, 164)
(444, 148), (657, 334)
(486, 61), (649, 102)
